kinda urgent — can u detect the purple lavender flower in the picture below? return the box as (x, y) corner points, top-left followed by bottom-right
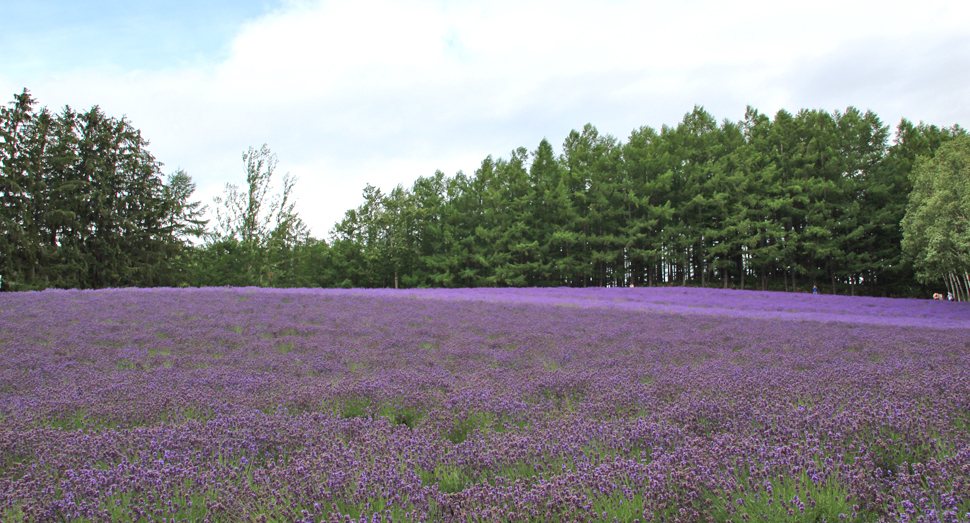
(0, 286), (966, 521)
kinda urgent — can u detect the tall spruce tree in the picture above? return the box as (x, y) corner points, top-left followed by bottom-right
(0, 89), (197, 289)
(321, 105), (959, 296)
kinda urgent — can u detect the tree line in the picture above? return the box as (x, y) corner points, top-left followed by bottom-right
(326, 107), (967, 297)
(1, 89), (967, 297)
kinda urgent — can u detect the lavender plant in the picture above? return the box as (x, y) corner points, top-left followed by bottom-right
(1, 287), (968, 522)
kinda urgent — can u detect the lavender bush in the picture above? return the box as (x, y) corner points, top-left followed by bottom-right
(1, 287), (968, 522)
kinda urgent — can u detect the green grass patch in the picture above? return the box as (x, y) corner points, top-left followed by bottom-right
(419, 464), (469, 493)
(379, 404), (423, 428)
(867, 426), (947, 476)
(44, 408), (125, 432)
(588, 490), (648, 522)
(445, 411), (510, 444)
(706, 471), (866, 523)
(2, 505), (26, 522)
(334, 396), (424, 428)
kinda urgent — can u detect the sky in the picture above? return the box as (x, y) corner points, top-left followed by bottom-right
(2, 0), (969, 238)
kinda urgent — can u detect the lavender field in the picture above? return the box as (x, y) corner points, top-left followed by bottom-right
(1, 287), (969, 523)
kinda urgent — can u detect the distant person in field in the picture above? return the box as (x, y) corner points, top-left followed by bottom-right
(948, 292), (954, 301)
(812, 285), (818, 295)
(933, 293), (944, 300)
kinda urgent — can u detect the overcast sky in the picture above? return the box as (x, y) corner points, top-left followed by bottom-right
(2, 0), (968, 238)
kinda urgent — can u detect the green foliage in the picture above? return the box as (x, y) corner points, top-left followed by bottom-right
(902, 134), (970, 299)
(706, 472), (867, 523)
(322, 106), (961, 297)
(337, 396), (372, 419)
(198, 144), (320, 288)
(419, 464), (469, 493)
(446, 415), (478, 444)
(334, 396), (424, 428)
(4, 87), (964, 296)
(867, 425), (948, 476)
(0, 89), (204, 290)
(446, 412), (495, 444)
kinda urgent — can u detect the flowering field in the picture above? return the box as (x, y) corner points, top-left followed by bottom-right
(1, 287), (969, 523)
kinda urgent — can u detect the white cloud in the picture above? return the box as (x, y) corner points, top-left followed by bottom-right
(2, 0), (968, 237)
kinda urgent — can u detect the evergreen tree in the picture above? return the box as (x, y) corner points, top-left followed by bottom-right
(320, 104), (962, 296)
(0, 89), (198, 289)
(622, 125), (672, 286)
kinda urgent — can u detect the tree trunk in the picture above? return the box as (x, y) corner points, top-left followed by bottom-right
(958, 271), (967, 301)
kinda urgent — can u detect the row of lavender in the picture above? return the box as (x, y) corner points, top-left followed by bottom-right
(1, 287), (969, 522)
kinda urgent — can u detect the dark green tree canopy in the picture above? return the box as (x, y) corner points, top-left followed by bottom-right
(4, 88), (965, 296)
(0, 89), (204, 290)
(324, 107), (965, 297)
